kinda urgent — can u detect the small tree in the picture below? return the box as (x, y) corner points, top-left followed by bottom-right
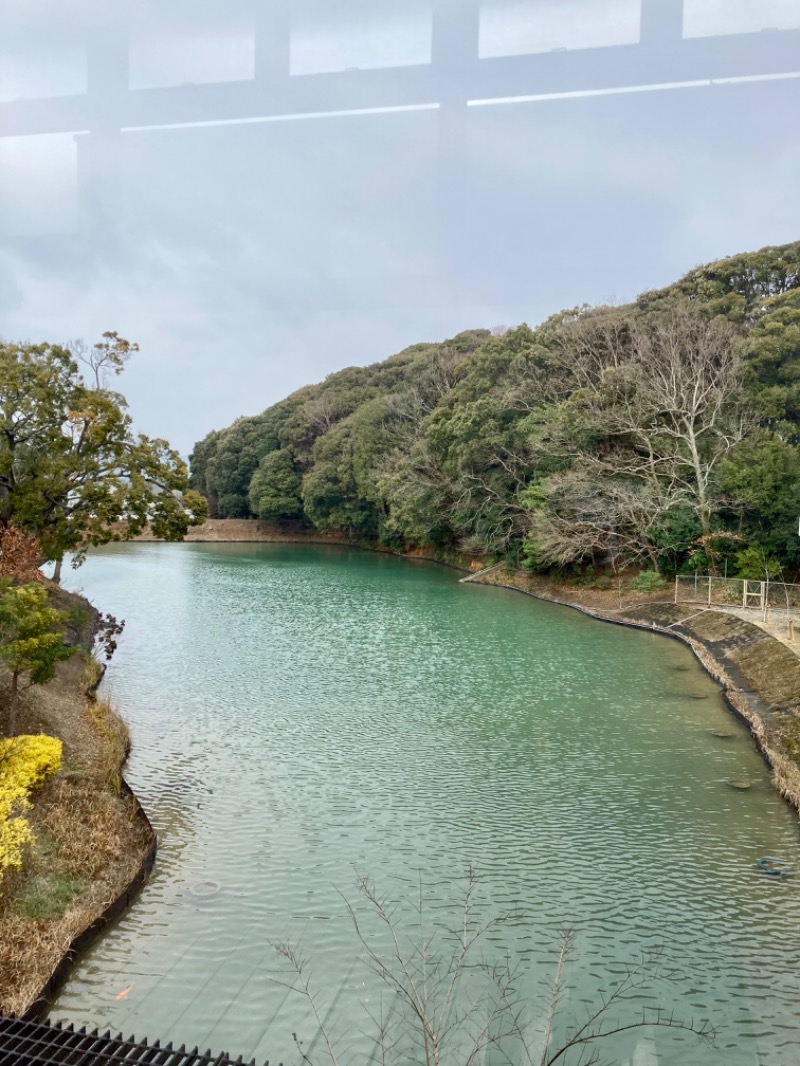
(276, 872), (716, 1066)
(0, 336), (207, 578)
(0, 584), (75, 736)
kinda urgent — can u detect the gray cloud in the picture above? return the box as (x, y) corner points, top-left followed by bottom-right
(1, 1), (799, 454)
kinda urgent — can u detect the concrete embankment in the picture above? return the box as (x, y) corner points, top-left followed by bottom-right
(475, 570), (800, 813)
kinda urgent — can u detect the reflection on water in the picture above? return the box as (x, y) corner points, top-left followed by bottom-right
(53, 543), (800, 1065)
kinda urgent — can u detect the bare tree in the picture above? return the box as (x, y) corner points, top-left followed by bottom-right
(526, 463), (672, 570)
(384, 348), (465, 432)
(617, 307), (750, 538)
(274, 872), (715, 1066)
(303, 391), (346, 436)
(524, 304), (753, 567)
(70, 331), (138, 390)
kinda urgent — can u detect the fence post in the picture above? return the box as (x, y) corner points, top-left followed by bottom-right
(708, 575), (712, 606)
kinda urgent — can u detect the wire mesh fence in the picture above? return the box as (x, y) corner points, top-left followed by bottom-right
(674, 575), (800, 641)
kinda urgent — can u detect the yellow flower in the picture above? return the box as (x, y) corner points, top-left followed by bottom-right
(0, 734), (62, 872)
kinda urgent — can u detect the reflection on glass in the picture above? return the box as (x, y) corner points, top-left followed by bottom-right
(684, 0), (800, 40)
(290, 0), (432, 76)
(129, 4), (254, 90)
(0, 40), (86, 102)
(0, 134), (77, 236)
(479, 0), (641, 58)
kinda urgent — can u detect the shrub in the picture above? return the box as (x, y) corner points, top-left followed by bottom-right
(590, 574), (612, 590)
(630, 570), (668, 593)
(735, 546), (782, 581)
(0, 735), (62, 874)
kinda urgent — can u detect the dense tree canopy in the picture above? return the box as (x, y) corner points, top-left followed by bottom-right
(0, 334), (207, 569)
(191, 241), (800, 577)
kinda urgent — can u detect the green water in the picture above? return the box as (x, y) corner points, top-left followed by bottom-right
(52, 543), (800, 1065)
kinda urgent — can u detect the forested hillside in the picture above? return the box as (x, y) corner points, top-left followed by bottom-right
(190, 241), (800, 576)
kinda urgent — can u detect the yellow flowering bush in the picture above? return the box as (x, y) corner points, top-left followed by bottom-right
(0, 734), (62, 873)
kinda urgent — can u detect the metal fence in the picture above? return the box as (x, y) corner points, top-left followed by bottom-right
(674, 575), (800, 638)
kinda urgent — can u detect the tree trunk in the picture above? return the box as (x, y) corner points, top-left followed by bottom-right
(52, 556), (63, 584)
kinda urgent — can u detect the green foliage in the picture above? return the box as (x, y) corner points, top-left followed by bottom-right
(301, 422), (380, 535)
(249, 450), (303, 520)
(189, 240), (800, 578)
(630, 571), (669, 593)
(0, 335), (207, 563)
(718, 430), (800, 566)
(0, 584), (75, 736)
(735, 547), (783, 581)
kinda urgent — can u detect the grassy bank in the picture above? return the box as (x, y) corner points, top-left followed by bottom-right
(0, 588), (152, 1015)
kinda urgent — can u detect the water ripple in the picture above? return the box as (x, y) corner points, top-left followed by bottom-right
(53, 544), (800, 1066)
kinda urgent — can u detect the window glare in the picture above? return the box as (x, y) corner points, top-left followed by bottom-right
(290, 1), (432, 76)
(479, 0), (641, 59)
(0, 41), (86, 102)
(129, 10), (255, 90)
(684, 0), (800, 39)
(0, 134), (77, 236)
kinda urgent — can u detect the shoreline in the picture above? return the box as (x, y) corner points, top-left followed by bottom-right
(21, 775), (156, 1021)
(0, 591), (156, 1017)
(19, 524), (799, 1016)
(472, 569), (800, 814)
(139, 520), (800, 813)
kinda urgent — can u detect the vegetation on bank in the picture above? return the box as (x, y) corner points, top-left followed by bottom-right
(0, 735), (62, 873)
(0, 335), (195, 1010)
(0, 522), (151, 1012)
(190, 240), (800, 579)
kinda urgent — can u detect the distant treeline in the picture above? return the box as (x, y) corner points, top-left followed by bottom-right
(190, 241), (800, 577)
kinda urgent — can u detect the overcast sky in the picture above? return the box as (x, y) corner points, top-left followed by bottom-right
(1, 0), (799, 455)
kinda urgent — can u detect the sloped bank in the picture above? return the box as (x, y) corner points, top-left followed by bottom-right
(0, 589), (155, 1017)
(20, 779), (156, 1021)
(475, 570), (800, 813)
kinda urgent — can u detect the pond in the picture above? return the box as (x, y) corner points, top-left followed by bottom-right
(53, 543), (800, 1065)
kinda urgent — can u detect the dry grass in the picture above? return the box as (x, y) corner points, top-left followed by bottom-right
(0, 592), (151, 1015)
(0, 773), (150, 1014)
(85, 697), (131, 792)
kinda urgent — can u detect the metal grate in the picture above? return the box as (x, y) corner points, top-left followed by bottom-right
(0, 1015), (275, 1066)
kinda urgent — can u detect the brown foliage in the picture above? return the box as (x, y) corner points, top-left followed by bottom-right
(0, 526), (43, 582)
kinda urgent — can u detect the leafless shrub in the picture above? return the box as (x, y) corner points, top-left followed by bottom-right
(274, 871), (716, 1066)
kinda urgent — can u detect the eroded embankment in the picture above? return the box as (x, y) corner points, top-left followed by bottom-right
(0, 588), (154, 1016)
(476, 570), (800, 813)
